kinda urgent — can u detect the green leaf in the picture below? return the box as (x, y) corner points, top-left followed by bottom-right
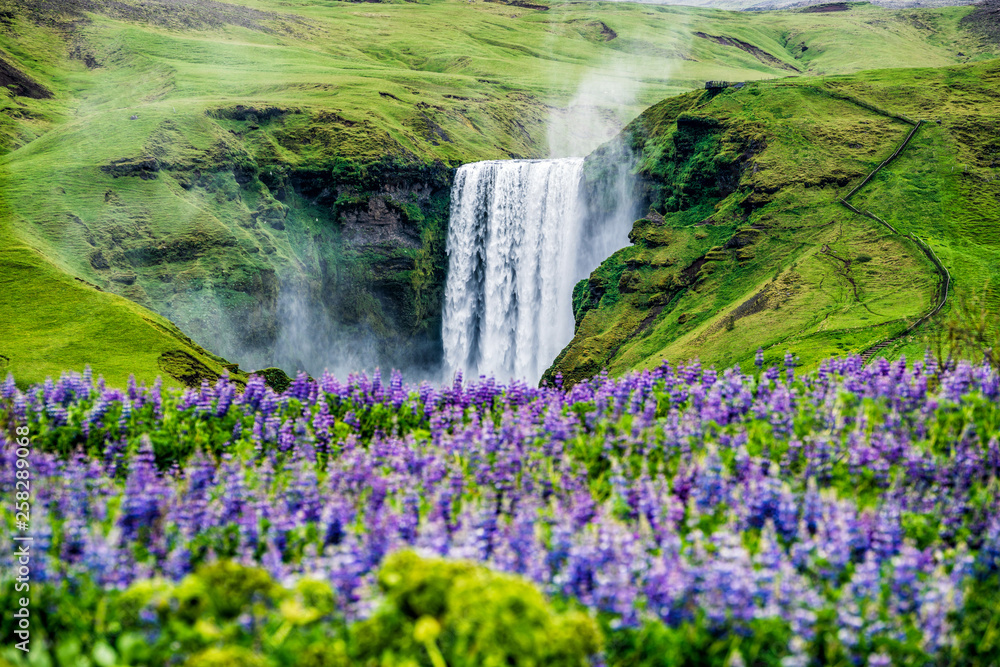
(90, 641), (117, 667)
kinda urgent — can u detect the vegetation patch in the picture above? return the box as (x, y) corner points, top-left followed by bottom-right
(0, 52), (51, 99)
(255, 366), (291, 393)
(1, 357), (998, 666)
(693, 32), (801, 72)
(157, 350), (221, 388)
(960, 0), (1000, 46)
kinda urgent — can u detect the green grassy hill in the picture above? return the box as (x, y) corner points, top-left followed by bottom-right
(0, 233), (242, 389)
(547, 58), (1000, 384)
(632, 0), (977, 11)
(0, 0), (997, 385)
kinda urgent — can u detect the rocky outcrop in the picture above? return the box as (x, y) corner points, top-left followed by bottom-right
(694, 33), (801, 72)
(961, 0), (1000, 46)
(338, 184), (431, 249)
(157, 350), (220, 388)
(0, 52), (52, 99)
(101, 156), (161, 179)
(88, 145), (452, 376)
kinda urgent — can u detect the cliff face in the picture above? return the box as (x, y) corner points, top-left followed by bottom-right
(87, 110), (455, 376)
(249, 160), (452, 376)
(548, 61), (1000, 384)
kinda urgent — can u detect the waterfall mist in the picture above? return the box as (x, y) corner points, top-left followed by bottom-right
(222, 283), (379, 379)
(547, 64), (640, 159)
(547, 55), (645, 289)
(214, 278), (442, 382)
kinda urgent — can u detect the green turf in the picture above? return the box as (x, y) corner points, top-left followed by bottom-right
(0, 0), (997, 385)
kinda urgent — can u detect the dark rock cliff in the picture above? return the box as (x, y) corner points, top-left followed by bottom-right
(84, 107), (455, 377)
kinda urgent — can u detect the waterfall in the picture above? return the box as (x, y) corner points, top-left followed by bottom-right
(442, 158), (587, 383)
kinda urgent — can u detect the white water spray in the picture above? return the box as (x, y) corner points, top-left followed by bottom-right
(442, 158), (587, 383)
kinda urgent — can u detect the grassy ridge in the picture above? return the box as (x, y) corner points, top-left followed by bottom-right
(549, 59), (1000, 384)
(0, 0), (997, 385)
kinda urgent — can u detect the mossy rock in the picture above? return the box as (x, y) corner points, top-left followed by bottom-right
(157, 350), (220, 388)
(254, 366), (291, 393)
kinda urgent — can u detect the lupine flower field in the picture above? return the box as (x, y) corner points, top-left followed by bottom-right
(1, 353), (999, 666)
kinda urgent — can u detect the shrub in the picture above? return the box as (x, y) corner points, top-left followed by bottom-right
(0, 553), (601, 667)
(352, 550), (602, 667)
(184, 647), (268, 667)
(194, 560), (280, 620)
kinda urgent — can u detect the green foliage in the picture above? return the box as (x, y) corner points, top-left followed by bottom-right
(940, 574), (1000, 667)
(0, 553), (604, 667)
(902, 511), (941, 550)
(257, 367), (292, 393)
(184, 647), (268, 667)
(0, 560), (341, 667)
(353, 550), (602, 667)
(603, 616), (791, 667)
(191, 561), (281, 620)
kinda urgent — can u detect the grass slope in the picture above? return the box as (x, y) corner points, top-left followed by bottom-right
(630, 0), (977, 11)
(0, 0), (997, 385)
(0, 203), (240, 389)
(548, 58), (1000, 384)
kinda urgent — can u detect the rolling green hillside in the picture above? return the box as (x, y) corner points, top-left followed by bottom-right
(0, 0), (997, 385)
(547, 58), (1000, 384)
(0, 231), (243, 389)
(638, 0), (977, 11)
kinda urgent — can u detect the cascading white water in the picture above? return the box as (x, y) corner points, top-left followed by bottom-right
(442, 158), (587, 383)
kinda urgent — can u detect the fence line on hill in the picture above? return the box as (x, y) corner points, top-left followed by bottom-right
(830, 119), (951, 364)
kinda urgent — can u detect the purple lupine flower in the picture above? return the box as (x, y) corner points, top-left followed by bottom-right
(118, 437), (169, 542)
(868, 653), (891, 667)
(1, 350), (997, 659)
(2, 373), (17, 400)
